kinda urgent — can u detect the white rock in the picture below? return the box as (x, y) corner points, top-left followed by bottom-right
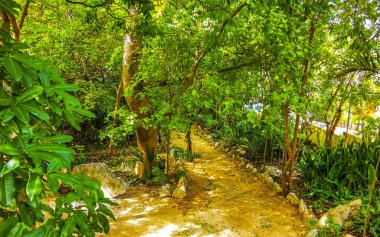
(173, 177), (188, 199)
(306, 229), (318, 237)
(159, 184), (172, 198)
(71, 163), (127, 198)
(287, 192), (300, 206)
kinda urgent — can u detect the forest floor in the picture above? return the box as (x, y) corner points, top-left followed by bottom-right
(98, 130), (306, 237)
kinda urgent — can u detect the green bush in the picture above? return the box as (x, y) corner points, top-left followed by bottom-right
(298, 141), (380, 235)
(0, 2), (115, 235)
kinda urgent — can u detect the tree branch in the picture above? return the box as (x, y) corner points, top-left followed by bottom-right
(65, 0), (112, 8)
(218, 58), (261, 73)
(18, 0), (31, 30)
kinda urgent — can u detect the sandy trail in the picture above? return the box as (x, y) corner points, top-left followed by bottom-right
(100, 131), (305, 237)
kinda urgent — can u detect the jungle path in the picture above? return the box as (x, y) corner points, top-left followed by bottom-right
(101, 130), (305, 237)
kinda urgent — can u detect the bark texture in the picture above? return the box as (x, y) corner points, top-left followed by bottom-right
(122, 25), (157, 177)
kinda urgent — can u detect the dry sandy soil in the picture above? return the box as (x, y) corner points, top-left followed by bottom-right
(98, 131), (306, 237)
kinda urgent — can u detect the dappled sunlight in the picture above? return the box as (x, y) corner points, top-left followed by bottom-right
(141, 224), (179, 237)
(102, 131), (305, 237)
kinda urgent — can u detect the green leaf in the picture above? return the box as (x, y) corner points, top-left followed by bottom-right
(72, 108), (96, 119)
(16, 86), (44, 104)
(2, 109), (15, 123)
(97, 213), (110, 234)
(0, 217), (18, 237)
(13, 106), (30, 124)
(0, 144), (21, 155)
(0, 88), (12, 106)
(24, 226), (45, 237)
(46, 175), (59, 193)
(20, 104), (50, 122)
(3, 173), (16, 208)
(26, 174), (42, 201)
(8, 222), (29, 237)
(98, 203), (115, 220)
(50, 173), (82, 188)
(61, 216), (76, 237)
(56, 91), (80, 107)
(12, 54), (42, 71)
(49, 84), (79, 92)
(63, 110), (81, 131)
(47, 159), (61, 174)
(47, 101), (62, 116)
(0, 159), (20, 177)
(19, 203), (35, 227)
(4, 57), (23, 81)
(28, 144), (73, 154)
(45, 134), (73, 144)
(39, 71), (50, 87)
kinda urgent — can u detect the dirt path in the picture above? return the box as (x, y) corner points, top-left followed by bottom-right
(100, 131), (305, 237)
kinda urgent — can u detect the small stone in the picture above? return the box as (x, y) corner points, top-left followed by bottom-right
(298, 199), (308, 216)
(173, 177), (188, 199)
(264, 176), (273, 184)
(159, 184), (172, 198)
(264, 166), (282, 178)
(305, 229), (318, 237)
(271, 182), (282, 193)
(287, 192), (300, 206)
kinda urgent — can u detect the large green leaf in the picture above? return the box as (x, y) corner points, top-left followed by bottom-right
(20, 103), (50, 122)
(50, 173), (82, 188)
(16, 86), (44, 104)
(12, 54), (42, 71)
(26, 174), (42, 201)
(23, 226), (45, 237)
(13, 106), (30, 124)
(0, 144), (21, 155)
(47, 159), (62, 174)
(0, 159), (20, 177)
(56, 91), (80, 107)
(63, 110), (81, 131)
(8, 222), (29, 237)
(2, 109), (15, 123)
(0, 88), (12, 106)
(3, 173), (16, 208)
(45, 134), (73, 144)
(0, 217), (18, 237)
(60, 216), (76, 237)
(49, 84), (79, 92)
(19, 203), (35, 227)
(97, 213), (110, 234)
(28, 144), (73, 154)
(72, 108), (96, 119)
(4, 57), (23, 81)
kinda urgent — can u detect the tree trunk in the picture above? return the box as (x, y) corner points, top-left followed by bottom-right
(121, 13), (157, 178)
(186, 130), (192, 161)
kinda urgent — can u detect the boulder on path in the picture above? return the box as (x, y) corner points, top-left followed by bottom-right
(264, 166), (282, 178)
(71, 163), (127, 198)
(287, 192), (300, 206)
(159, 184), (173, 198)
(317, 199), (362, 228)
(172, 176), (188, 199)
